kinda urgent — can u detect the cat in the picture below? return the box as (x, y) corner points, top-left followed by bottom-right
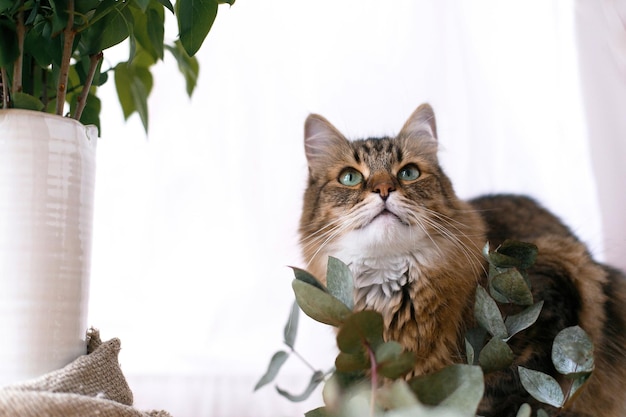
(298, 103), (626, 417)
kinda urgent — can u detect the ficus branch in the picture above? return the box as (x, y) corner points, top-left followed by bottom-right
(1, 68), (9, 108)
(56, 0), (76, 116)
(73, 52), (103, 121)
(12, 2), (25, 94)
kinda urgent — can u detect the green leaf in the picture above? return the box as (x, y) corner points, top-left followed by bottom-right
(478, 337), (514, 374)
(465, 338), (475, 366)
(515, 403), (532, 417)
(283, 301), (299, 349)
(464, 327), (486, 366)
(335, 351), (369, 373)
(131, 3), (165, 61)
(0, 18), (18, 67)
(551, 326), (594, 376)
(537, 409), (550, 417)
(408, 364), (484, 413)
(518, 366), (564, 408)
(290, 266), (327, 292)
(10, 92), (45, 111)
(165, 41), (199, 97)
(377, 380), (420, 410)
(218, 0), (235, 4)
(377, 351), (416, 379)
(505, 301), (544, 340)
(305, 407), (330, 417)
(276, 370), (324, 402)
(326, 257), (354, 310)
(474, 286), (508, 339)
(292, 279), (351, 327)
(81, 4), (134, 54)
(497, 240), (538, 269)
(114, 62), (153, 132)
(336, 310), (384, 354)
(156, 0), (175, 13)
(176, 0), (218, 57)
(253, 350), (289, 391)
(491, 269), (534, 306)
(375, 341), (403, 363)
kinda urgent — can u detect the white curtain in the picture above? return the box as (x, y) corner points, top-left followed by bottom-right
(89, 1), (626, 416)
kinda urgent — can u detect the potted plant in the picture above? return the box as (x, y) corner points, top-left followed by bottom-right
(0, 0), (232, 385)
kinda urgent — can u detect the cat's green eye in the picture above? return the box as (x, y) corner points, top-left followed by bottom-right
(338, 168), (364, 187)
(398, 164), (420, 182)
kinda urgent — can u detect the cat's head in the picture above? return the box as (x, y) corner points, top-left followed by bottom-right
(299, 104), (472, 284)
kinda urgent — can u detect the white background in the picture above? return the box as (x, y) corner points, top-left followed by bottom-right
(89, 1), (626, 416)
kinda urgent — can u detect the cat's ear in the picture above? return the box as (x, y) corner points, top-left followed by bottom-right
(304, 114), (350, 168)
(399, 103), (438, 140)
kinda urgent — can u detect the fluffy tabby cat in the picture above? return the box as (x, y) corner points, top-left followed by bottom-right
(299, 103), (626, 417)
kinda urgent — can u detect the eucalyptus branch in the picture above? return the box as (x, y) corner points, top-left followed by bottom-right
(56, 0), (76, 116)
(12, 2), (25, 94)
(368, 345), (378, 417)
(73, 52), (103, 120)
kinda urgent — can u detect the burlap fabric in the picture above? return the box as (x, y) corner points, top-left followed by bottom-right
(0, 328), (171, 417)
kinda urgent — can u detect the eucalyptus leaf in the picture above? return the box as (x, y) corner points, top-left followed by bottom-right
(505, 301), (544, 340)
(375, 341), (403, 363)
(551, 326), (594, 376)
(277, 370), (325, 402)
(409, 364), (484, 413)
(305, 407), (330, 417)
(377, 351), (416, 379)
(518, 366), (564, 408)
(497, 240), (538, 269)
(290, 266), (327, 292)
(478, 337), (514, 374)
(335, 351), (369, 373)
(326, 256), (354, 310)
(515, 403), (532, 417)
(292, 279), (351, 327)
(283, 301), (299, 349)
(465, 338), (475, 366)
(254, 350), (289, 391)
(377, 380), (420, 409)
(474, 286), (508, 339)
(491, 269), (533, 306)
(336, 310), (384, 354)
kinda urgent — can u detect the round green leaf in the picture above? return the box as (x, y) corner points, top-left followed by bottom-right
(497, 240), (538, 269)
(290, 266), (327, 292)
(478, 337), (514, 374)
(336, 310), (384, 354)
(491, 269), (533, 306)
(408, 364), (484, 413)
(518, 366), (564, 408)
(335, 351), (369, 373)
(377, 351), (416, 379)
(552, 326), (594, 376)
(292, 279), (351, 327)
(516, 403), (532, 417)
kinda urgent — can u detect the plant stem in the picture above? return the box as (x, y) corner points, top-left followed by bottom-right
(12, 1), (25, 94)
(73, 52), (103, 121)
(368, 345), (377, 416)
(56, 0), (76, 116)
(1, 68), (9, 108)
(289, 346), (318, 374)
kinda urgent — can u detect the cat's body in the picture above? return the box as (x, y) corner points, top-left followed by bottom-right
(299, 104), (626, 417)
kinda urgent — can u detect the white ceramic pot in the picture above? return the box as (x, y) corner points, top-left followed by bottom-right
(0, 110), (97, 385)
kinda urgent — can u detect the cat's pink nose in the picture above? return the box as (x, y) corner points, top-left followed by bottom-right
(373, 182), (395, 201)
